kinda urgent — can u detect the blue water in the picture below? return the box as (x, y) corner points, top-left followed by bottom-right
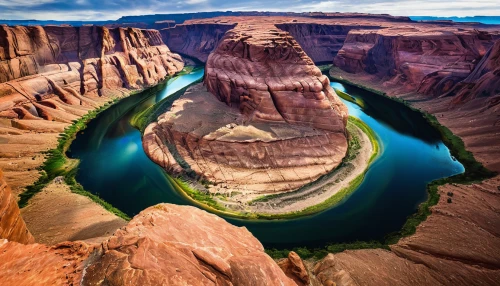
(410, 16), (500, 25)
(68, 69), (464, 249)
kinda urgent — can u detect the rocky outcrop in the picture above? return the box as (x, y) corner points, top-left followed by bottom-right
(161, 23), (236, 62)
(145, 23), (348, 196)
(278, 251), (310, 286)
(0, 25), (184, 124)
(334, 27), (495, 97)
(204, 24), (347, 132)
(0, 169), (33, 244)
(0, 203), (297, 286)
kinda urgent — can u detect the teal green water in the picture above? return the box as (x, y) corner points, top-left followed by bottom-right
(68, 69), (464, 249)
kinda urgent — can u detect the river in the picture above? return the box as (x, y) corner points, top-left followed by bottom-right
(68, 68), (464, 249)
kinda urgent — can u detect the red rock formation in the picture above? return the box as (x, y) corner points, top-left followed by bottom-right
(0, 25), (184, 124)
(205, 24), (347, 132)
(334, 27), (495, 97)
(145, 23), (348, 195)
(0, 204), (297, 286)
(278, 251), (310, 286)
(0, 169), (34, 244)
(448, 39), (500, 105)
(161, 22), (236, 62)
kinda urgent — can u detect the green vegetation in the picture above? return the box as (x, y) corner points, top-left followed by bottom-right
(266, 241), (389, 260)
(317, 64), (334, 73)
(334, 88), (365, 108)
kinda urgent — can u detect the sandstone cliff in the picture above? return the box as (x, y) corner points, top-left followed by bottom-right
(276, 23), (383, 63)
(448, 38), (500, 105)
(334, 27), (494, 97)
(145, 23), (348, 197)
(0, 25), (184, 124)
(0, 169), (33, 244)
(0, 204), (297, 286)
(161, 22), (236, 62)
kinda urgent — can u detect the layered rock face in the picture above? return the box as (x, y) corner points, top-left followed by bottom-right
(204, 24), (347, 131)
(276, 23), (383, 63)
(448, 38), (500, 105)
(334, 28), (495, 97)
(0, 169), (33, 244)
(145, 24), (348, 195)
(161, 22), (236, 62)
(0, 204), (296, 286)
(0, 25), (184, 124)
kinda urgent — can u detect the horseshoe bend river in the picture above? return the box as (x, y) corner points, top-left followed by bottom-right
(67, 68), (464, 249)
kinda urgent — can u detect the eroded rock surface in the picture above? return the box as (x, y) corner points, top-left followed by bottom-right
(0, 204), (297, 286)
(278, 251), (310, 286)
(0, 169), (33, 244)
(145, 23), (348, 196)
(333, 26), (497, 97)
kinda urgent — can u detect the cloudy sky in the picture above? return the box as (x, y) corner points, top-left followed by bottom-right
(0, 0), (498, 21)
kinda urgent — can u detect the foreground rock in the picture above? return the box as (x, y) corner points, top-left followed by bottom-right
(0, 169), (33, 244)
(146, 23), (348, 198)
(0, 203), (296, 286)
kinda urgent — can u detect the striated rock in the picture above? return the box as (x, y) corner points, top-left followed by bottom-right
(314, 249), (443, 286)
(0, 24), (184, 201)
(0, 25), (184, 125)
(448, 39), (500, 105)
(0, 203), (297, 286)
(204, 24), (347, 132)
(334, 27), (495, 97)
(145, 23), (348, 196)
(278, 251), (310, 286)
(0, 169), (34, 244)
(161, 22), (236, 62)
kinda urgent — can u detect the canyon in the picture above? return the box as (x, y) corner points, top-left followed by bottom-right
(0, 12), (499, 286)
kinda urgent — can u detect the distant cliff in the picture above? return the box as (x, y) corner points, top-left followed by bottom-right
(0, 25), (184, 123)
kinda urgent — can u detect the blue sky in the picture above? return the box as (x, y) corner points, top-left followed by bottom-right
(0, 0), (498, 20)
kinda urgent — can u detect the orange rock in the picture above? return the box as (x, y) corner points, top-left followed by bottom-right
(0, 203), (297, 286)
(0, 169), (34, 244)
(0, 25), (184, 128)
(278, 251), (310, 286)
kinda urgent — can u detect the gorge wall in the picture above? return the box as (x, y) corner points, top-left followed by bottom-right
(333, 27), (496, 97)
(161, 22), (236, 62)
